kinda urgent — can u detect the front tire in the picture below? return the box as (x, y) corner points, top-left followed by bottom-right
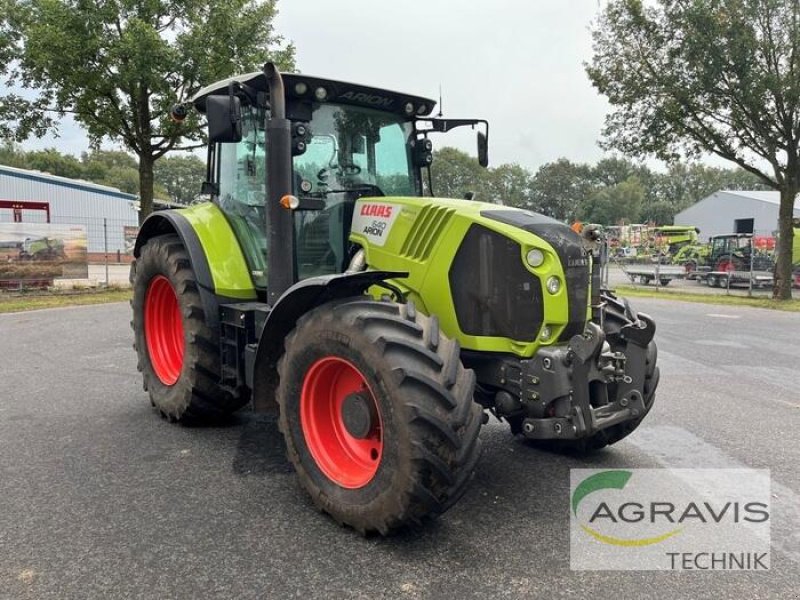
(131, 234), (247, 422)
(276, 298), (483, 535)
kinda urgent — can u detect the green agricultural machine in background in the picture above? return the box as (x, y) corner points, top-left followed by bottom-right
(672, 242), (710, 272)
(130, 63), (659, 534)
(18, 236), (66, 262)
(653, 225), (699, 255)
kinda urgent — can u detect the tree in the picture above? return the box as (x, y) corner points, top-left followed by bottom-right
(0, 141), (30, 168)
(530, 158), (595, 221)
(2, 0), (295, 224)
(582, 176), (645, 225)
(587, 0), (800, 299)
(80, 150), (139, 193)
(24, 148), (84, 179)
(429, 148), (535, 207)
(640, 200), (676, 225)
(591, 156), (648, 188)
(81, 150), (138, 180)
(483, 163), (534, 208)
(154, 154), (206, 204)
(429, 147), (487, 199)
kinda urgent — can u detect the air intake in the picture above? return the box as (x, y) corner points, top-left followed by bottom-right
(399, 205), (456, 261)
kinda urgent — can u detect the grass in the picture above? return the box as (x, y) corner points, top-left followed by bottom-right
(615, 285), (800, 312)
(2, 283), (797, 315)
(0, 288), (132, 313)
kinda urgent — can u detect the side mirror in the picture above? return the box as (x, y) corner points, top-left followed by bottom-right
(477, 131), (489, 168)
(207, 95), (242, 144)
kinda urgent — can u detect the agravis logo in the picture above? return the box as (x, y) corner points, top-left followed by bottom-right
(569, 469), (771, 571)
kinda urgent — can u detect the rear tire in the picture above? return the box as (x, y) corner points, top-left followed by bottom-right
(131, 234), (247, 422)
(276, 298), (483, 535)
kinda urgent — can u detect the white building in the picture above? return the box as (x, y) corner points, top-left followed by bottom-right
(0, 164), (140, 254)
(674, 190), (800, 240)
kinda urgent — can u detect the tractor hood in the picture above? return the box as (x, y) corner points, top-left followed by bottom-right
(348, 198), (590, 357)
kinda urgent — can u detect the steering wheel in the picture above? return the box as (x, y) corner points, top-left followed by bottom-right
(338, 163), (361, 176)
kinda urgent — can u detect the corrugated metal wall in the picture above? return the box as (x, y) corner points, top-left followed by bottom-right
(0, 166), (139, 252)
(674, 191), (800, 240)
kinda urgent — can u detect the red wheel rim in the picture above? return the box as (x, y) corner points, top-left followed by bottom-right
(144, 275), (185, 386)
(716, 260), (734, 273)
(300, 357), (383, 489)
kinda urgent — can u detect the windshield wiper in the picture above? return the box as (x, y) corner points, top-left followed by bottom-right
(320, 184), (385, 197)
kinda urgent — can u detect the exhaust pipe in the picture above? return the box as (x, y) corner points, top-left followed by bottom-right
(264, 62), (295, 304)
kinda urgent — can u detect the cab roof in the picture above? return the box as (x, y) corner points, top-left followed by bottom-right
(192, 71), (437, 118)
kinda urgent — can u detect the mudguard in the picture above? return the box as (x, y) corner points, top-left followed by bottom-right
(249, 270), (407, 411)
(134, 208), (256, 333)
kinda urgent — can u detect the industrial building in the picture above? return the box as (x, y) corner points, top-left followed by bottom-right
(0, 164), (140, 257)
(674, 190), (800, 239)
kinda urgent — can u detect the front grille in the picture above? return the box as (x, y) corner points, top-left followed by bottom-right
(481, 209), (589, 341)
(449, 224), (543, 341)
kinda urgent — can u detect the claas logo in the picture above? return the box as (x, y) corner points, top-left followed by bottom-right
(360, 204), (393, 218)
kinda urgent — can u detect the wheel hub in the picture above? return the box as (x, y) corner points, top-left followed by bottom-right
(341, 392), (375, 439)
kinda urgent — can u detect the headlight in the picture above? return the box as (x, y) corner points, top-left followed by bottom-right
(526, 248), (545, 268)
(546, 276), (561, 295)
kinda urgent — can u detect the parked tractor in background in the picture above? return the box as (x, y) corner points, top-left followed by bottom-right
(705, 234), (775, 273)
(678, 233), (776, 288)
(129, 63), (660, 534)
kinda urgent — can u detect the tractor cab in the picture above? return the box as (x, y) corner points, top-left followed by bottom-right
(191, 71), (488, 290)
(708, 233), (774, 271)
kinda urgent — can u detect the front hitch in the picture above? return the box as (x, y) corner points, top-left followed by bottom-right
(515, 315), (655, 441)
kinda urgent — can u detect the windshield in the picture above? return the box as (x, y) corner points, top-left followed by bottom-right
(291, 103), (416, 280)
(294, 103), (416, 197)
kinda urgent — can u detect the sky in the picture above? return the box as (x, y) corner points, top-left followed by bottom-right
(22, 0), (615, 171)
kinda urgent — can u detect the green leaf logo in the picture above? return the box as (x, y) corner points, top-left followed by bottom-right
(572, 470), (632, 516)
(572, 470), (682, 546)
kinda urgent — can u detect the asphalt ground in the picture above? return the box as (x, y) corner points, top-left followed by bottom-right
(1, 299), (798, 599)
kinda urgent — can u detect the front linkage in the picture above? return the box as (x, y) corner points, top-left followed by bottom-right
(467, 290), (658, 448)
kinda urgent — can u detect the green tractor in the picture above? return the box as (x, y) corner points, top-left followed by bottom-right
(130, 64), (659, 534)
(672, 241), (710, 273)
